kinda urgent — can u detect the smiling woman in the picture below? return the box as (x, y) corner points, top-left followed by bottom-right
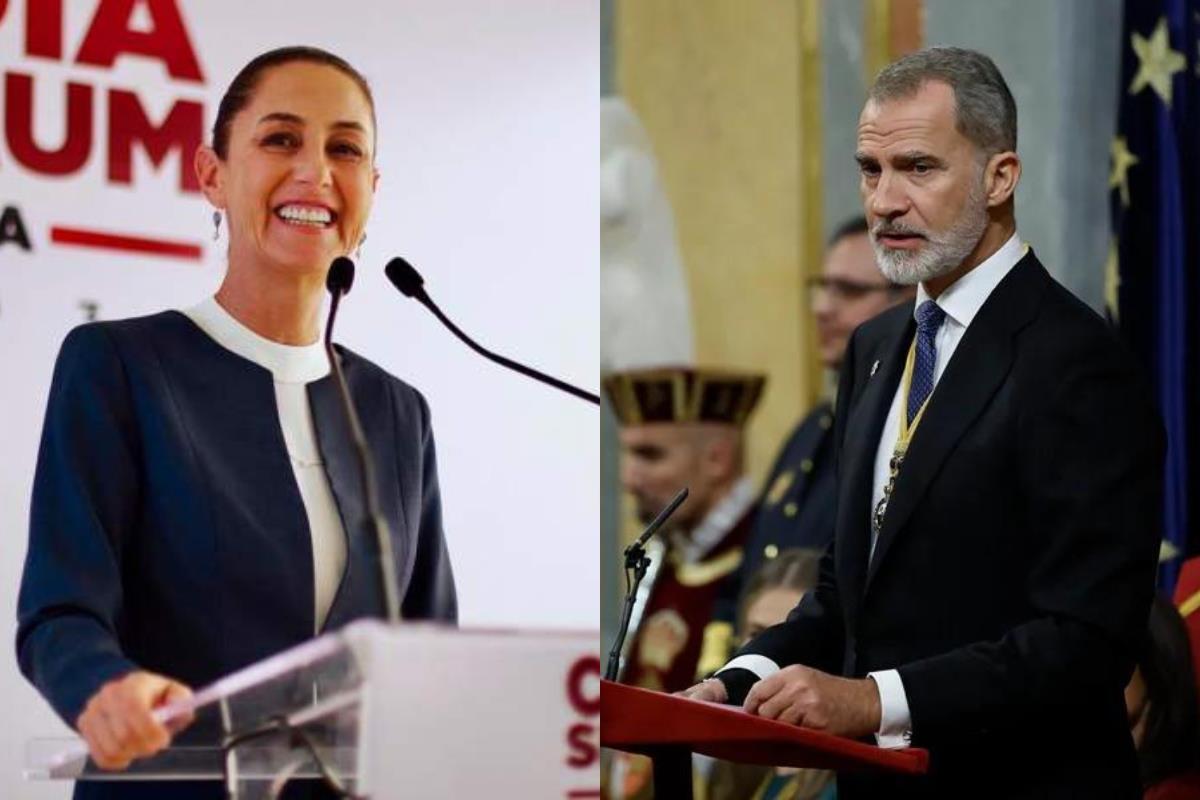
(15, 46), (456, 800)
(196, 50), (380, 344)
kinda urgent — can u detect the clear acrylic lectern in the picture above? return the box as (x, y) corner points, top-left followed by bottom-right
(26, 620), (600, 799)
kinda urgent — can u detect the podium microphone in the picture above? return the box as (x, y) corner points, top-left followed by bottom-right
(604, 487), (689, 682)
(325, 256), (401, 623)
(384, 256), (599, 405)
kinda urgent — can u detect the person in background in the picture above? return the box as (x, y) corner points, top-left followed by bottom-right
(604, 366), (764, 800)
(1127, 595), (1200, 800)
(700, 549), (836, 800)
(706, 217), (913, 670)
(604, 366), (765, 694)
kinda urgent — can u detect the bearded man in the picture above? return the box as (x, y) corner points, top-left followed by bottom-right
(681, 46), (1163, 800)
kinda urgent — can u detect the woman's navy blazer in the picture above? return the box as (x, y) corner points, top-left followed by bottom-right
(16, 310), (457, 731)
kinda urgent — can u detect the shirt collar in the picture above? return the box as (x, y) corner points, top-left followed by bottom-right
(183, 296), (329, 384)
(915, 231), (1025, 328)
(672, 475), (755, 563)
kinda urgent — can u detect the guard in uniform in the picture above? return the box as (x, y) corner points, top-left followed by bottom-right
(604, 365), (765, 693)
(740, 402), (837, 600)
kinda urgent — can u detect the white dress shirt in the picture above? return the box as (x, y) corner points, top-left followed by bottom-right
(720, 232), (1026, 748)
(183, 297), (347, 632)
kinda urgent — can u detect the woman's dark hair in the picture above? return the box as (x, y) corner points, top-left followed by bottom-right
(212, 46), (377, 160)
(1137, 594), (1200, 786)
(735, 548), (822, 635)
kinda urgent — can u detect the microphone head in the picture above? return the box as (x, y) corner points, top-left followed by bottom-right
(327, 256), (356, 296)
(385, 257), (425, 298)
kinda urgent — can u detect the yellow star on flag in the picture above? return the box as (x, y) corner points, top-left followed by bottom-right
(1104, 239), (1120, 321)
(1129, 16), (1187, 106)
(1160, 538), (1180, 564)
(1108, 136), (1139, 208)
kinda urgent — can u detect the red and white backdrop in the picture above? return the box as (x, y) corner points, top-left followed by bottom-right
(0, 1), (597, 794)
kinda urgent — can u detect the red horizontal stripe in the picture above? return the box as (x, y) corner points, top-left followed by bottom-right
(566, 791), (600, 798)
(50, 226), (203, 261)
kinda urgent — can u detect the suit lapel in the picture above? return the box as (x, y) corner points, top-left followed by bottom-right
(863, 252), (1047, 593)
(308, 350), (413, 630)
(838, 311), (913, 611)
(308, 369), (385, 632)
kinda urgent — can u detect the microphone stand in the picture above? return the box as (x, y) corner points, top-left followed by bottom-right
(219, 259), (375, 800)
(604, 488), (689, 682)
(325, 261), (402, 624)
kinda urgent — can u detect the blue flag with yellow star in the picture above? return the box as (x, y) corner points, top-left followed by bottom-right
(1109, 0), (1199, 593)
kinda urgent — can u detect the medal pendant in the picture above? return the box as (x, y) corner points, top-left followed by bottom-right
(872, 495), (888, 535)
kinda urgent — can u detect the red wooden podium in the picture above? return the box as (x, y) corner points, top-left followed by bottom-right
(601, 680), (928, 798)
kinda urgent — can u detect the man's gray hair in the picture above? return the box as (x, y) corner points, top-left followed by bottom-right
(870, 46), (1017, 155)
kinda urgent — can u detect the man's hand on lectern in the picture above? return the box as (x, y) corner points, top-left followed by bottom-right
(744, 664), (881, 738)
(675, 677), (728, 703)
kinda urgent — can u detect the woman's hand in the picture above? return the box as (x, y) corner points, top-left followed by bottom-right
(75, 671), (194, 771)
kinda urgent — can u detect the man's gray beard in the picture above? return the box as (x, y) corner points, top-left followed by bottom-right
(871, 180), (990, 286)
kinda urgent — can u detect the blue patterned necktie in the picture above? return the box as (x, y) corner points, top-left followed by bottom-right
(907, 300), (946, 426)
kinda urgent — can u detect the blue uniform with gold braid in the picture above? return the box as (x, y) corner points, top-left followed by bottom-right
(697, 402), (837, 676)
(743, 402), (837, 583)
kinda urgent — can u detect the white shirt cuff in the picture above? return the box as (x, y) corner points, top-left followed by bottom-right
(716, 654), (780, 681)
(868, 669), (912, 748)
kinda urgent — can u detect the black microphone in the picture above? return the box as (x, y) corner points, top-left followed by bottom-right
(626, 487), (689, 555)
(324, 256), (401, 623)
(604, 487), (689, 682)
(384, 256), (599, 405)
(327, 254), (356, 294)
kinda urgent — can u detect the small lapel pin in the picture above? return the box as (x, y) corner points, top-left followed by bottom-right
(870, 359), (880, 377)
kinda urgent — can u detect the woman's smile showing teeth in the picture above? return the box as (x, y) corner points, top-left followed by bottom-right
(275, 203), (336, 228)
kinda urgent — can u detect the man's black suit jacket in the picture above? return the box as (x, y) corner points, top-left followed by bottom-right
(719, 252), (1164, 799)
